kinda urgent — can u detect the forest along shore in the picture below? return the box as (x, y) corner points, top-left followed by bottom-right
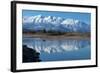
(23, 32), (90, 40)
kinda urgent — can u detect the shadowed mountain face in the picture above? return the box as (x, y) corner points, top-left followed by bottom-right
(23, 15), (90, 33)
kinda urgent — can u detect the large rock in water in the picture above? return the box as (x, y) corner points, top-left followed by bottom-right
(23, 45), (41, 63)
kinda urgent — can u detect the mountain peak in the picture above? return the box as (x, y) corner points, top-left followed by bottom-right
(23, 15), (79, 25)
(61, 19), (79, 25)
(23, 15), (90, 32)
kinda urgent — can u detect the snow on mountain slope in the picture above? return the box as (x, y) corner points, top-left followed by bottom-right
(23, 15), (90, 32)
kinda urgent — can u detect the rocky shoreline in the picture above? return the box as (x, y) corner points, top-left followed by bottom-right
(23, 45), (41, 63)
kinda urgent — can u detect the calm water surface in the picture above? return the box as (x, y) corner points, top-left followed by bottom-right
(23, 37), (91, 62)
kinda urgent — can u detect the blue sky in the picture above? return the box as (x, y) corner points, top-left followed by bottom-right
(22, 10), (91, 24)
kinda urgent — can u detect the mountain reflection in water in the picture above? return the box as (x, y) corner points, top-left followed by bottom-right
(23, 37), (91, 62)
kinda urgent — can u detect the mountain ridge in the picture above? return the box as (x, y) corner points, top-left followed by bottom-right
(23, 15), (90, 32)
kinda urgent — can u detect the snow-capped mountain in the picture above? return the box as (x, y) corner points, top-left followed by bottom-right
(23, 15), (90, 32)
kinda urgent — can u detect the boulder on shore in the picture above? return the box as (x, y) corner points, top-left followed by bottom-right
(23, 45), (41, 63)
